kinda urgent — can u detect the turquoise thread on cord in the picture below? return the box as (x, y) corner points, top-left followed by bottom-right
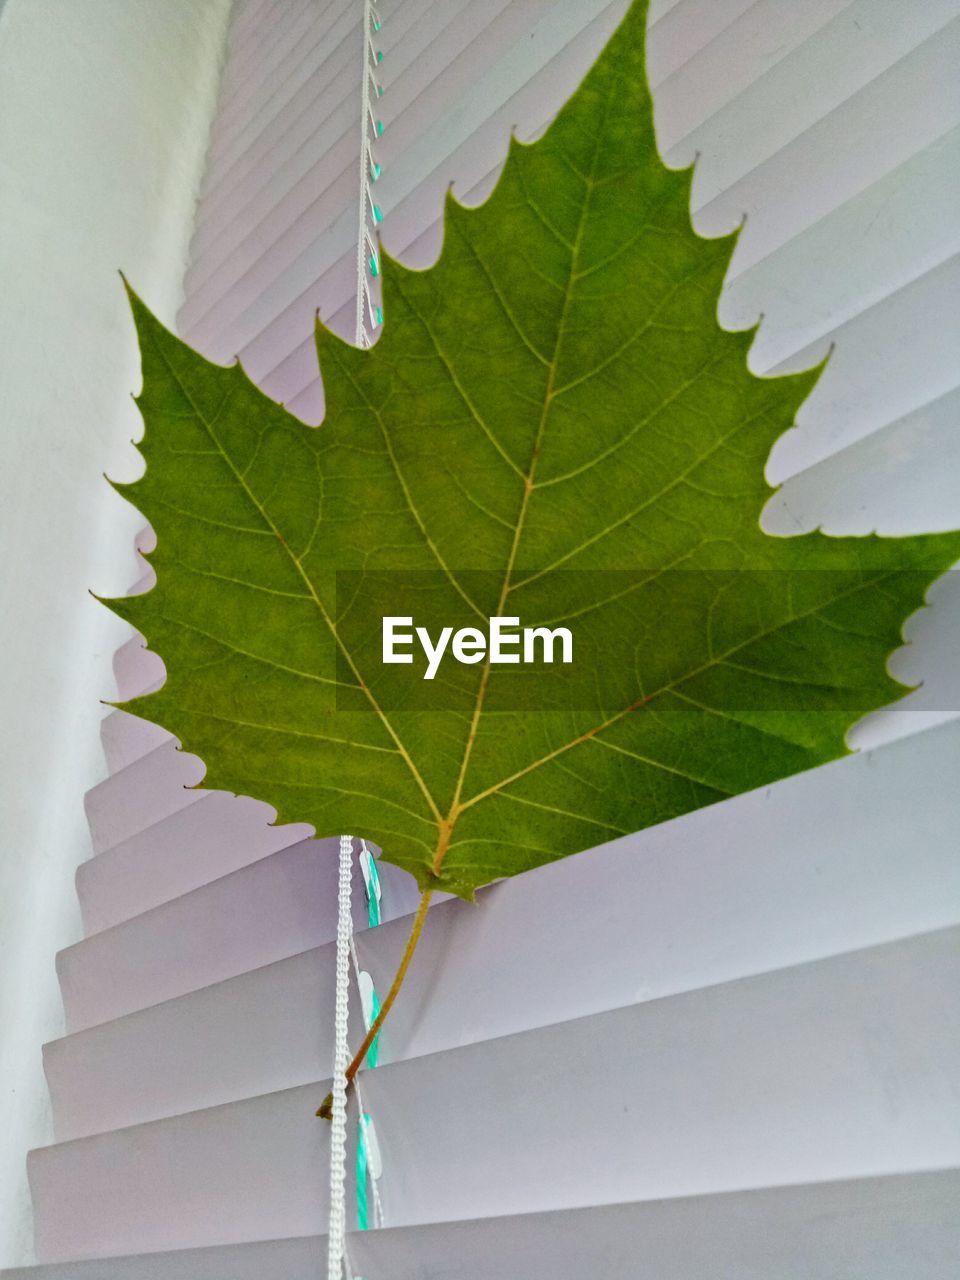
(356, 1113), (373, 1230)
(355, 847), (382, 1232)
(365, 986), (381, 1068)
(365, 851), (382, 927)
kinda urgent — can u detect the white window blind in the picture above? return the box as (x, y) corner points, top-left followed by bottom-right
(5, 0), (959, 1275)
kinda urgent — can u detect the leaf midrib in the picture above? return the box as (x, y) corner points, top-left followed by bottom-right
(435, 92), (615, 873)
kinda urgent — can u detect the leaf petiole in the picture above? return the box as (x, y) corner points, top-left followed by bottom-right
(317, 888), (433, 1120)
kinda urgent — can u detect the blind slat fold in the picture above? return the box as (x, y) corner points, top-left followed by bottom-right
(27, 929), (960, 1262)
(7, 1173), (955, 1280)
(47, 716), (960, 1136)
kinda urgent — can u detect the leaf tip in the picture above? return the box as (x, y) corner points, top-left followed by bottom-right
(443, 179), (463, 216)
(505, 127), (528, 163)
(121, 277), (173, 355)
(118, 270), (141, 311)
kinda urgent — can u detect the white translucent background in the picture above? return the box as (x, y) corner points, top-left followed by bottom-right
(0, 0), (231, 1264)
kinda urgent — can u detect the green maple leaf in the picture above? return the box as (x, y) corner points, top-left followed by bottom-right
(108, 0), (959, 920)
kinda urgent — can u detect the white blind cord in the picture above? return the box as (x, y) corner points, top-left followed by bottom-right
(350, 935), (386, 1230)
(330, 3), (385, 1274)
(354, 0), (382, 347)
(327, 833), (355, 1280)
(328, 841), (384, 1280)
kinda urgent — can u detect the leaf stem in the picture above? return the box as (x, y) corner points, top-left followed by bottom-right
(317, 888), (433, 1119)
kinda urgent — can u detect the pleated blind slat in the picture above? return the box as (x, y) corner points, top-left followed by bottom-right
(44, 717), (960, 1142)
(27, 929), (960, 1261)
